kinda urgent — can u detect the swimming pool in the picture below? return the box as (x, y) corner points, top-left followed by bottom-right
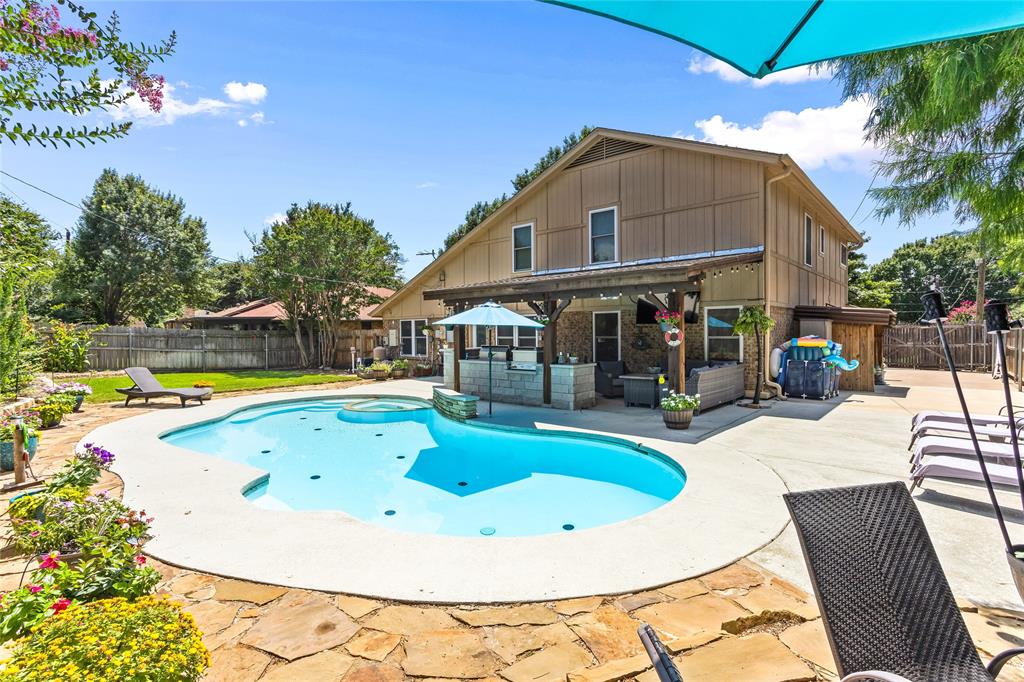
(161, 397), (685, 537)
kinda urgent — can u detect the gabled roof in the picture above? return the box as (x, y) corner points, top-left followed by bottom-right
(374, 127), (861, 317)
(179, 286), (396, 324)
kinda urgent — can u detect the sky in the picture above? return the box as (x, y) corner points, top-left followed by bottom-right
(2, 0), (958, 282)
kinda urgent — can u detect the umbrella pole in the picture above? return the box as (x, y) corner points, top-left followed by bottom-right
(936, 319), (1012, 551)
(488, 348), (494, 417)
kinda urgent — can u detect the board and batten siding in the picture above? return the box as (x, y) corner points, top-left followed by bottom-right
(768, 179), (849, 309)
(379, 146), (767, 320)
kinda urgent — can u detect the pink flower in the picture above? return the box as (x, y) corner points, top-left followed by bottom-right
(50, 598), (71, 613)
(134, 555), (147, 566)
(29, 530), (40, 538)
(27, 585), (42, 594)
(38, 553), (60, 570)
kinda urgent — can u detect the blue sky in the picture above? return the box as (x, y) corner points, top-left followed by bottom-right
(3, 0), (955, 280)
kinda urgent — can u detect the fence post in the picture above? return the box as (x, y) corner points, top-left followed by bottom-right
(201, 329), (207, 372)
(127, 328), (133, 368)
(1018, 328), (1023, 392)
(264, 332), (269, 370)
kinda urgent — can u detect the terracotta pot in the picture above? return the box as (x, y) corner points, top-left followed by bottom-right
(663, 408), (694, 430)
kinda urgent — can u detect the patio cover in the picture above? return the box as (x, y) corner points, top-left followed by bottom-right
(543, 1), (1024, 78)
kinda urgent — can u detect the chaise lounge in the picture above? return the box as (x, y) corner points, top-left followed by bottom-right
(116, 367), (213, 407)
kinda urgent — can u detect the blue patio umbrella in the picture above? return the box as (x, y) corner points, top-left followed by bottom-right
(542, 1), (1024, 78)
(435, 301), (545, 416)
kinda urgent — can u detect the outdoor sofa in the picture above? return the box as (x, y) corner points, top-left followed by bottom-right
(116, 367), (212, 407)
(595, 361), (628, 398)
(684, 361), (744, 412)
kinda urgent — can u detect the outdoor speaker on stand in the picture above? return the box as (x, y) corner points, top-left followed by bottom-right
(921, 289), (1017, 571)
(984, 300), (1024, 596)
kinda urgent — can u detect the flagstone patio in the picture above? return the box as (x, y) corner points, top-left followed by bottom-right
(3, 373), (1024, 680)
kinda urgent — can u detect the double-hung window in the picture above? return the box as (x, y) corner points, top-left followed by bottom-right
(840, 243), (849, 268)
(589, 207), (618, 264)
(476, 317), (539, 348)
(705, 307), (743, 362)
(512, 223), (533, 272)
(803, 214), (814, 267)
(400, 319), (427, 356)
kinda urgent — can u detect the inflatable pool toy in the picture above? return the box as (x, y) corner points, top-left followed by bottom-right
(770, 335), (860, 399)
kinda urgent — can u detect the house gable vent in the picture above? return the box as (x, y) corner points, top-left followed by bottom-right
(566, 137), (652, 169)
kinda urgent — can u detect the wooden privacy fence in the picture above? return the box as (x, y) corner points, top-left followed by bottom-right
(85, 327), (307, 371)
(883, 322), (993, 372)
(1004, 328), (1024, 392)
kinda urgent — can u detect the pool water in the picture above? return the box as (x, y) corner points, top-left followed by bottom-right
(161, 398), (686, 537)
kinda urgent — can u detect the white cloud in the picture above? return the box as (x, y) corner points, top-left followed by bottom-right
(679, 97), (877, 172)
(224, 81), (267, 104)
(106, 82), (234, 125)
(237, 112), (266, 128)
(263, 213), (287, 226)
(687, 55), (832, 88)
(415, 181), (440, 189)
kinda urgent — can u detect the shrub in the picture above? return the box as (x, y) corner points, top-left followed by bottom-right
(0, 582), (65, 643)
(0, 596), (209, 681)
(11, 493), (149, 556)
(661, 393), (700, 411)
(42, 322), (101, 373)
(0, 420), (39, 443)
(391, 358), (409, 370)
(368, 361), (391, 371)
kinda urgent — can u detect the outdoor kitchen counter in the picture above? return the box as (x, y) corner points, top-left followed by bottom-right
(442, 350), (597, 410)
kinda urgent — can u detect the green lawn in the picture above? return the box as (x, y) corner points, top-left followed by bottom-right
(83, 370), (360, 403)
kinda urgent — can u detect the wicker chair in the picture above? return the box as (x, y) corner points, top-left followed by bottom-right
(784, 482), (1024, 681)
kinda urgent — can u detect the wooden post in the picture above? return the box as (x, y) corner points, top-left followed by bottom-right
(452, 321), (464, 392)
(676, 293), (686, 394)
(530, 298), (571, 405)
(12, 416), (25, 485)
(264, 332), (270, 370)
(127, 328), (133, 367)
(201, 329), (207, 372)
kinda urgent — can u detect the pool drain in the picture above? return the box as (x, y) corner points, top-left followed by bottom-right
(562, 524), (575, 531)
(384, 509), (396, 516)
(260, 450), (271, 454)
(375, 433), (383, 437)
(310, 475), (321, 480)
(314, 427), (322, 431)
(396, 455), (405, 460)
(479, 527), (495, 536)
(457, 481), (468, 487)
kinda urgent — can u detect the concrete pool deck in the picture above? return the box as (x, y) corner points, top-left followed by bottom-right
(79, 385), (791, 603)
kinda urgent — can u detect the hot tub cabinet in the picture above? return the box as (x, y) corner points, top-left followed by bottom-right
(442, 350), (596, 410)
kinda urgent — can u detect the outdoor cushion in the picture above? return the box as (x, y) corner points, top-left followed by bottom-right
(911, 435), (1019, 468)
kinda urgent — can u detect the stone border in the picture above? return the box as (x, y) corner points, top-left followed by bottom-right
(80, 381), (790, 603)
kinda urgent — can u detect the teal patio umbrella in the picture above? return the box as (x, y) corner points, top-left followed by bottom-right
(543, 1), (1024, 78)
(435, 301), (545, 416)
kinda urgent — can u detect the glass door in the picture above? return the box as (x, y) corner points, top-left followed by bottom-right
(593, 311), (620, 362)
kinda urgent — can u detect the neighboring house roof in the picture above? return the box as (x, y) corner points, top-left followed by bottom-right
(374, 127), (862, 318)
(174, 287), (395, 325)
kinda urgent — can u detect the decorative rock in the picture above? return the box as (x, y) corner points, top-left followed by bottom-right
(202, 620), (253, 653)
(567, 654), (652, 682)
(659, 580), (709, 601)
(261, 650), (355, 681)
(615, 591), (667, 612)
(699, 562), (764, 591)
(482, 622), (577, 665)
(634, 595), (748, 640)
(345, 629), (402, 661)
(213, 579), (288, 605)
(334, 594), (383, 619)
(185, 601), (240, 636)
(553, 596), (604, 616)
(779, 619), (836, 674)
(452, 605), (560, 627)
(665, 631), (723, 654)
(731, 585), (819, 621)
(402, 628), (502, 678)
(238, 607), (261, 619)
(343, 663), (408, 682)
(169, 572), (218, 597)
(363, 605), (460, 635)
(203, 645), (273, 682)
(500, 642), (594, 682)
(241, 592), (359, 661)
(568, 606), (645, 663)
(677, 633), (815, 681)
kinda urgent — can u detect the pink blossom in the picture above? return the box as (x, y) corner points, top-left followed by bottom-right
(50, 598), (71, 613)
(27, 585), (42, 594)
(38, 553), (60, 570)
(134, 555), (147, 566)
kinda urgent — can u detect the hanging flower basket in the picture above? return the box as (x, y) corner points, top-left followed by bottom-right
(655, 310), (682, 332)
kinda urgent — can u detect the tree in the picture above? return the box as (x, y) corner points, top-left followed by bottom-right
(439, 126), (593, 253)
(53, 169), (212, 325)
(733, 306), (775, 406)
(831, 31), (1024, 249)
(0, 274), (33, 397)
(868, 231), (1020, 322)
(846, 233), (896, 309)
(1, 0), (174, 147)
(206, 259), (261, 311)
(0, 195), (58, 314)
(249, 202), (403, 367)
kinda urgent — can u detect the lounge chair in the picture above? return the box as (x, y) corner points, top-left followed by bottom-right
(785, 481), (1024, 681)
(910, 435), (1019, 468)
(910, 456), (1023, 492)
(910, 419), (1022, 448)
(912, 408), (1023, 430)
(115, 367), (212, 407)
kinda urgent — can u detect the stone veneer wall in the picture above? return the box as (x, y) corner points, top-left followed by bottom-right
(441, 350), (596, 410)
(556, 309), (679, 372)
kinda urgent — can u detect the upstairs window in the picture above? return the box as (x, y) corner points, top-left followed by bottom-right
(803, 214), (813, 266)
(589, 207), (618, 264)
(819, 225), (826, 255)
(840, 243), (849, 268)
(512, 223), (533, 272)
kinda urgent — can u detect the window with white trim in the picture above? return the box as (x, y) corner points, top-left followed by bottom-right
(470, 325), (489, 348)
(840, 243), (849, 268)
(512, 223), (533, 272)
(471, 318), (539, 348)
(589, 207), (617, 264)
(399, 319), (427, 356)
(705, 307), (743, 362)
(819, 225), (826, 255)
(803, 214), (813, 266)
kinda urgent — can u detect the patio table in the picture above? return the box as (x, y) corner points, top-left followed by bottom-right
(621, 373), (661, 408)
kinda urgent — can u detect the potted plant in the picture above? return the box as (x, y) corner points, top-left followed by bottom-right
(655, 310), (682, 333)
(661, 392), (700, 429)
(415, 362), (433, 377)
(733, 306), (777, 407)
(390, 358), (409, 378)
(368, 361), (391, 381)
(35, 401), (68, 429)
(0, 420), (40, 471)
(50, 382), (93, 412)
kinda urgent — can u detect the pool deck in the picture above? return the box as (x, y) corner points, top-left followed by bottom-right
(4, 369), (1024, 680)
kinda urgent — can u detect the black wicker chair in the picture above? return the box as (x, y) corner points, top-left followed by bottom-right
(785, 482), (1024, 681)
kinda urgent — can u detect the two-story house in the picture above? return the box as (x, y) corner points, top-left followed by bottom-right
(373, 128), (864, 405)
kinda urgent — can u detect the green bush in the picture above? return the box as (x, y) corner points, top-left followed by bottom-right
(42, 322), (101, 373)
(661, 393), (700, 411)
